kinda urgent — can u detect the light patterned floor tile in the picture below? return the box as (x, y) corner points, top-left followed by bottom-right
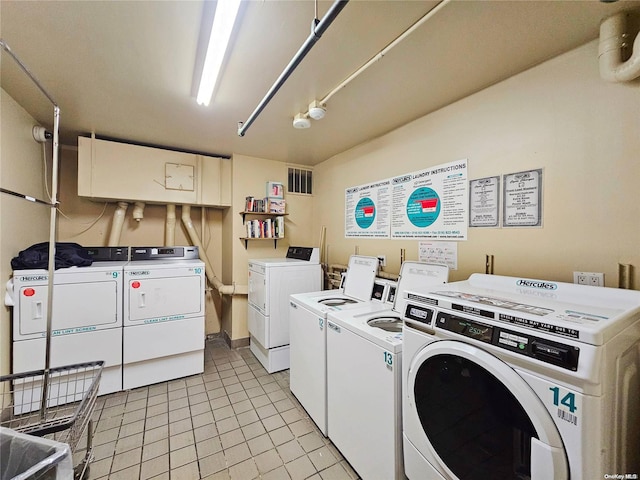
(83, 341), (362, 480)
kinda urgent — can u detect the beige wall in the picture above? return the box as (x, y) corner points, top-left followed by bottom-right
(313, 40), (640, 288)
(56, 149), (224, 334)
(5, 38), (637, 363)
(0, 89), (50, 376)
(222, 154), (317, 342)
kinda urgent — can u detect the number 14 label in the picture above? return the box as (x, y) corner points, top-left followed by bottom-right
(549, 386), (579, 426)
(549, 386), (577, 413)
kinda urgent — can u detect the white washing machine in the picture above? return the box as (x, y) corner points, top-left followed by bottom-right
(247, 246), (321, 373)
(123, 246), (205, 390)
(402, 274), (640, 480)
(325, 262), (448, 480)
(6, 246), (128, 399)
(289, 255), (382, 436)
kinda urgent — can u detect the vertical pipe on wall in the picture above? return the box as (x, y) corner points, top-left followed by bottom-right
(41, 105), (60, 420)
(165, 204), (176, 246)
(485, 255), (494, 274)
(181, 205), (247, 297)
(108, 202), (129, 246)
(618, 263), (634, 289)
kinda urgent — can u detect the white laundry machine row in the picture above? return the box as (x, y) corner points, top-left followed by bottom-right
(402, 274), (640, 480)
(123, 246), (205, 390)
(325, 262), (448, 480)
(247, 247), (322, 373)
(288, 255), (381, 436)
(6, 247), (129, 402)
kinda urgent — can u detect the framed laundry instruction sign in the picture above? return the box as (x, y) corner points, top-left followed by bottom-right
(345, 179), (392, 238)
(469, 176), (500, 227)
(390, 159), (468, 240)
(502, 168), (543, 227)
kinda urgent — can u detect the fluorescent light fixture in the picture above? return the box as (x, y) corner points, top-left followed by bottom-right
(196, 0), (242, 106)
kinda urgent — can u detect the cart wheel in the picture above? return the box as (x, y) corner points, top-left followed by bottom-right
(74, 461), (90, 480)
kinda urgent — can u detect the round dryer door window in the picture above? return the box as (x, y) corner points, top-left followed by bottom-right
(407, 341), (569, 480)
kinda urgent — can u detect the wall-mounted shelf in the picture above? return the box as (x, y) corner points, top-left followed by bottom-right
(239, 237), (281, 249)
(239, 211), (288, 224)
(239, 211), (288, 249)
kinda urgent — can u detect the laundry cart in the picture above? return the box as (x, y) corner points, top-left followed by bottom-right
(0, 361), (103, 479)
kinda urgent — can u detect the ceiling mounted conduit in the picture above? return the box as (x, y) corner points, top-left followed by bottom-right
(297, 0), (451, 125)
(237, 0), (350, 137)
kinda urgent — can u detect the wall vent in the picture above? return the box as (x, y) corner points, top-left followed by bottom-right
(288, 166), (313, 195)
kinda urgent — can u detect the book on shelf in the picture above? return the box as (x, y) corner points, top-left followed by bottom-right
(275, 216), (285, 238)
(245, 217), (283, 239)
(268, 198), (286, 214)
(245, 196), (277, 213)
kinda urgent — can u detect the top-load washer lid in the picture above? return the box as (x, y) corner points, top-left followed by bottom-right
(341, 255), (379, 301)
(366, 314), (403, 332)
(393, 262), (449, 315)
(318, 297), (359, 307)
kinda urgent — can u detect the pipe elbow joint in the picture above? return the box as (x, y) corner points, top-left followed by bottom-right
(132, 202), (145, 222)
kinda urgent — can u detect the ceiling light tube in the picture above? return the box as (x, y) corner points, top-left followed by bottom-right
(197, 0), (242, 106)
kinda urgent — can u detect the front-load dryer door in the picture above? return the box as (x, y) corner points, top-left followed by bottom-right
(405, 340), (569, 480)
(127, 275), (203, 323)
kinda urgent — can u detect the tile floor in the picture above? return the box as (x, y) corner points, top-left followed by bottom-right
(77, 338), (361, 480)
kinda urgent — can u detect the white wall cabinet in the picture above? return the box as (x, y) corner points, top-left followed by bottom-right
(77, 136), (231, 207)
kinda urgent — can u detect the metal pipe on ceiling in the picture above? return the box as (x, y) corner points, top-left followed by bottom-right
(320, 0), (451, 106)
(237, 0), (349, 137)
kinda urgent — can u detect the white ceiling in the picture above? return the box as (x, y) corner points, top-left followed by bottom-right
(2, 0), (639, 166)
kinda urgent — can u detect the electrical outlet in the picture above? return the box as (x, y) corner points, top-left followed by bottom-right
(377, 255), (386, 267)
(573, 272), (588, 285)
(573, 271), (604, 287)
(589, 273), (604, 286)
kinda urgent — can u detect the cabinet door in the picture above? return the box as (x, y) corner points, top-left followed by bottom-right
(79, 137), (197, 204)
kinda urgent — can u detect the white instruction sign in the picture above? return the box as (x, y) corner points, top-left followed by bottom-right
(390, 159), (468, 240)
(503, 169), (543, 227)
(419, 241), (458, 270)
(469, 176), (500, 227)
(345, 179), (392, 238)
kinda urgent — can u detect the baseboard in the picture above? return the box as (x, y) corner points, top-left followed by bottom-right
(221, 331), (250, 349)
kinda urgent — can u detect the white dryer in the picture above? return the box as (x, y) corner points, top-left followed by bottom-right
(123, 246), (205, 390)
(325, 262), (448, 480)
(7, 246), (128, 397)
(247, 247), (321, 373)
(402, 274), (640, 480)
(289, 255), (382, 436)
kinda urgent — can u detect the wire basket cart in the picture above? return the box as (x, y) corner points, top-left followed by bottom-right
(0, 361), (103, 479)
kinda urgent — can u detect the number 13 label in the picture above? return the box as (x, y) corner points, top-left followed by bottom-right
(384, 351), (393, 369)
